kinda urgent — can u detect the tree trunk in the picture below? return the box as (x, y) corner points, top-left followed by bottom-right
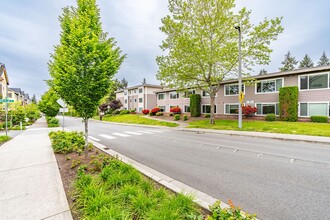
(210, 94), (215, 124)
(84, 118), (89, 158)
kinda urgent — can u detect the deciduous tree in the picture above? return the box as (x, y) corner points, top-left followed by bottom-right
(49, 0), (125, 156)
(38, 89), (60, 117)
(157, 0), (283, 124)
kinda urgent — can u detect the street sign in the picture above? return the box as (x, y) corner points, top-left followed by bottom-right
(57, 99), (66, 107)
(239, 92), (244, 103)
(0, 99), (14, 103)
(59, 108), (68, 113)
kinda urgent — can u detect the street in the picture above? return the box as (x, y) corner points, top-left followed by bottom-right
(61, 116), (330, 220)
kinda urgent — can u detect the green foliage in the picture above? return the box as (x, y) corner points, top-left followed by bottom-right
(279, 51), (298, 71)
(317, 51), (330, 66)
(190, 94), (201, 117)
(25, 103), (40, 122)
(265, 114), (276, 121)
(183, 115), (188, 121)
(299, 54), (314, 68)
(46, 116), (60, 127)
(157, 0), (283, 124)
(156, 112), (164, 116)
(9, 105), (26, 126)
(71, 159), (82, 169)
(49, 131), (85, 154)
(310, 116), (328, 123)
(208, 200), (256, 220)
(38, 89), (60, 117)
(0, 135), (11, 144)
(205, 114), (211, 118)
(279, 86), (298, 121)
(120, 110), (130, 115)
(174, 114), (181, 120)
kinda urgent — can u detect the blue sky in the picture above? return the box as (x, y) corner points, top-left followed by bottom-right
(1, 0), (329, 99)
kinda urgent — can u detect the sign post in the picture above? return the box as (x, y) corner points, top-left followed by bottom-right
(57, 99), (67, 131)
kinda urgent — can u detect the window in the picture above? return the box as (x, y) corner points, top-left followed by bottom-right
(138, 107), (143, 112)
(157, 93), (165, 100)
(139, 88), (143, 93)
(300, 102), (329, 117)
(134, 89), (137, 93)
(256, 103), (279, 115)
(256, 78), (283, 93)
(225, 104), (239, 114)
(202, 91), (210, 97)
(124, 91), (127, 95)
(184, 105), (190, 113)
(184, 90), (195, 98)
(225, 84), (245, 96)
(159, 106), (166, 112)
(8, 93), (12, 98)
(202, 105), (216, 114)
(170, 92), (179, 99)
(125, 99), (127, 104)
(300, 73), (330, 90)
(134, 99), (137, 103)
(139, 98), (143, 103)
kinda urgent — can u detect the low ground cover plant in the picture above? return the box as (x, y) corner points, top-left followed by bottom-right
(174, 114), (181, 120)
(49, 131), (85, 154)
(120, 110), (130, 115)
(208, 200), (256, 220)
(156, 112), (164, 116)
(265, 114), (276, 121)
(46, 116), (59, 127)
(205, 114), (210, 118)
(184, 115), (188, 121)
(310, 116), (328, 123)
(0, 135), (11, 144)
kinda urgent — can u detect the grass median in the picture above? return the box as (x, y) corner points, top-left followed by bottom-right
(0, 135), (11, 144)
(94, 114), (179, 127)
(188, 119), (330, 137)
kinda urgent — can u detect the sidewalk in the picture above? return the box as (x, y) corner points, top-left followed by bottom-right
(0, 118), (72, 220)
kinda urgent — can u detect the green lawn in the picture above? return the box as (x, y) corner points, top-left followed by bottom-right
(188, 119), (330, 137)
(0, 135), (11, 144)
(94, 114), (179, 127)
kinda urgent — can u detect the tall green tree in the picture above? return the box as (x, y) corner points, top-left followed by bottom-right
(120, 77), (128, 89)
(299, 54), (314, 68)
(279, 51), (298, 71)
(31, 94), (37, 104)
(49, 0), (125, 155)
(38, 89), (60, 117)
(141, 78), (147, 85)
(259, 69), (267, 75)
(156, 0), (283, 124)
(317, 51), (330, 66)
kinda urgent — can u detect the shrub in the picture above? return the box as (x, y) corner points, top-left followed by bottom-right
(208, 200), (256, 220)
(311, 116), (328, 123)
(150, 107), (160, 116)
(49, 131), (85, 154)
(142, 109), (150, 115)
(130, 109), (136, 113)
(204, 114), (210, 118)
(156, 112), (164, 116)
(174, 114), (180, 120)
(242, 105), (257, 117)
(170, 106), (181, 114)
(279, 86), (298, 121)
(46, 116), (59, 127)
(265, 114), (276, 121)
(120, 110), (130, 115)
(190, 94), (201, 117)
(169, 113), (174, 116)
(183, 115), (188, 121)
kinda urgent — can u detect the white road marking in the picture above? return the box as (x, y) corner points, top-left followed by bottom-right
(137, 130), (154, 134)
(88, 136), (100, 142)
(112, 132), (130, 137)
(146, 130), (164, 133)
(99, 134), (117, 140)
(125, 131), (143, 135)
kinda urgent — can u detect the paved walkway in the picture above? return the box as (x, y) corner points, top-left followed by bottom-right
(0, 118), (72, 220)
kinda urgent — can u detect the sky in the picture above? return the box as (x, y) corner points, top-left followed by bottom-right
(1, 0), (330, 99)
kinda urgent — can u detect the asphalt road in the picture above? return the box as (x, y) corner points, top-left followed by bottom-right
(61, 117), (330, 220)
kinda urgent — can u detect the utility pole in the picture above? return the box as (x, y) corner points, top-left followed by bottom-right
(235, 25), (243, 129)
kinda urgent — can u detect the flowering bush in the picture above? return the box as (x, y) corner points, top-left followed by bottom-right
(150, 107), (160, 116)
(170, 106), (181, 114)
(142, 109), (150, 115)
(242, 105), (257, 117)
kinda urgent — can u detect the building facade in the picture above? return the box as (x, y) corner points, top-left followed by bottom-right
(0, 63), (9, 99)
(116, 84), (163, 113)
(155, 65), (330, 118)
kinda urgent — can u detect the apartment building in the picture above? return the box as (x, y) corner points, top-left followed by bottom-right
(0, 63), (9, 99)
(116, 84), (163, 113)
(155, 65), (330, 118)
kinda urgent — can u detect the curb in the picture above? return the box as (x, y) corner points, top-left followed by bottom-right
(90, 118), (178, 129)
(89, 139), (230, 212)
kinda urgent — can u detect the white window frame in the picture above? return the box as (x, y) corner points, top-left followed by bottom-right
(224, 84), (245, 96)
(183, 105), (190, 113)
(183, 90), (196, 99)
(157, 93), (166, 101)
(159, 106), (166, 112)
(201, 104), (217, 114)
(138, 88), (143, 93)
(139, 98), (143, 103)
(298, 72), (330, 91)
(169, 91), (179, 100)
(224, 103), (240, 115)
(298, 102), (330, 118)
(255, 78), (284, 94)
(201, 90), (217, 98)
(255, 102), (279, 116)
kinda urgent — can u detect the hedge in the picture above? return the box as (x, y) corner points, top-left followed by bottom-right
(190, 94), (201, 117)
(279, 86), (298, 121)
(311, 116), (328, 123)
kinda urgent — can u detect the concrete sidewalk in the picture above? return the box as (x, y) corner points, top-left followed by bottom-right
(0, 118), (72, 220)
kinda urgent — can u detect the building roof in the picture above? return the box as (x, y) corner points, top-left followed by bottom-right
(115, 84), (163, 93)
(9, 88), (22, 94)
(0, 63), (9, 85)
(154, 65), (330, 93)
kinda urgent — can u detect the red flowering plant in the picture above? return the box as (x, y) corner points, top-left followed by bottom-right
(142, 109), (150, 115)
(150, 107), (160, 116)
(241, 105), (257, 118)
(170, 106), (181, 114)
